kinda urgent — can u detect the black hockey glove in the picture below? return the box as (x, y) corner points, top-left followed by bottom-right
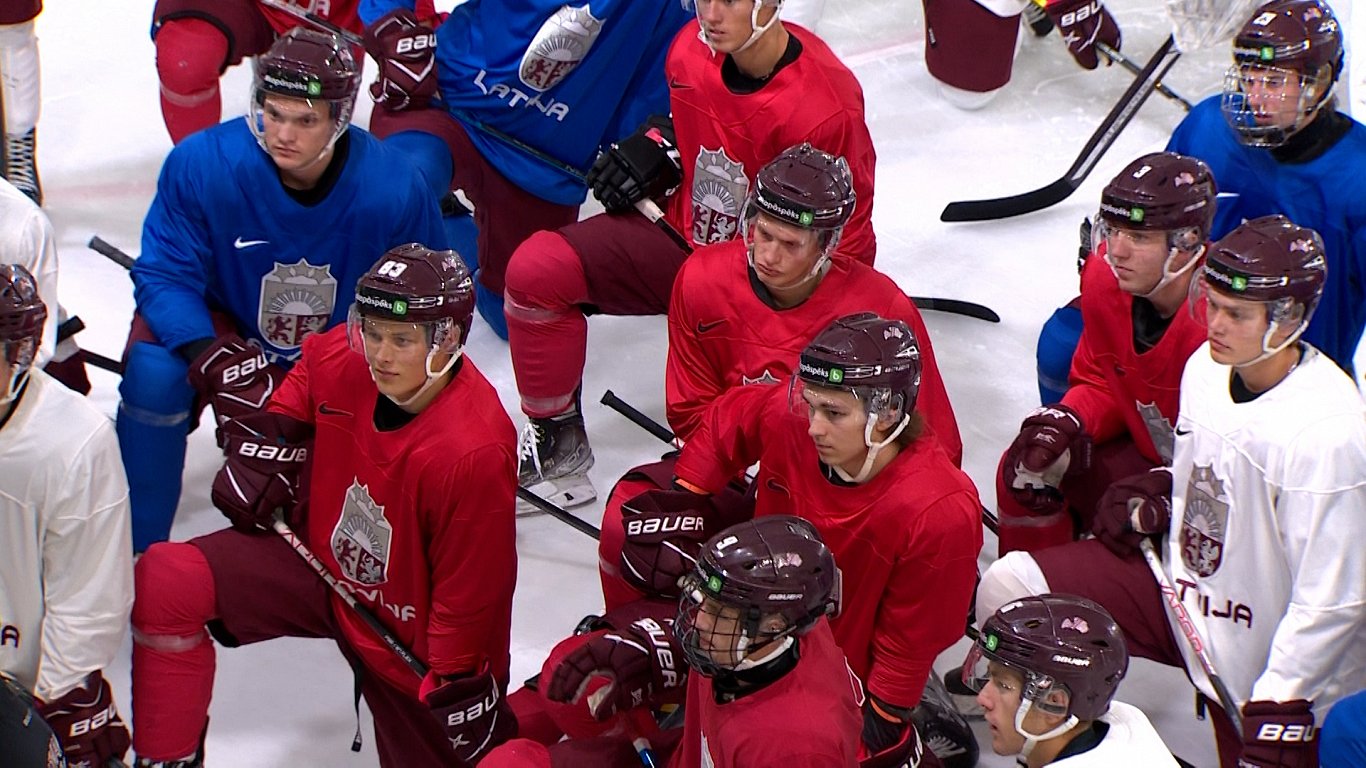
(1092, 467), (1172, 557)
(860, 694), (925, 768)
(588, 116), (682, 214)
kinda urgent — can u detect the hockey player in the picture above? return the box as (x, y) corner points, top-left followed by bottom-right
(119, 28), (447, 552)
(506, 0), (877, 511)
(964, 595), (1181, 766)
(359, 0), (694, 336)
(617, 314), (982, 765)
(0, 0), (43, 203)
(997, 152), (1217, 555)
(484, 515), (871, 768)
(130, 245), (519, 767)
(1167, 0), (1366, 376)
(596, 144), (961, 609)
(976, 216), (1366, 767)
(150, 0), (369, 144)
(0, 265), (134, 767)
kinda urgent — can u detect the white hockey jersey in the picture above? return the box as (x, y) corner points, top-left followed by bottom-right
(1166, 343), (1366, 720)
(0, 177), (57, 364)
(0, 371), (132, 701)
(1052, 702), (1181, 767)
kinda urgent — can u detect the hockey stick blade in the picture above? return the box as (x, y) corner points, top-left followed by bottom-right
(940, 36), (1181, 222)
(909, 296), (1001, 323)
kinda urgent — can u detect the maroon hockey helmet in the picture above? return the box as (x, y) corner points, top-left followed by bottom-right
(349, 243), (476, 360)
(0, 263), (46, 403)
(1233, 0), (1343, 80)
(1098, 152), (1217, 243)
(797, 312), (922, 414)
(675, 515), (841, 676)
(1202, 215), (1326, 309)
(963, 594), (1128, 725)
(742, 143), (856, 267)
(250, 27), (361, 148)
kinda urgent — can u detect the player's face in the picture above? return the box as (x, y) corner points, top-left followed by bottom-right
(261, 94), (335, 173)
(977, 662), (1028, 756)
(749, 213), (822, 290)
(695, 0), (776, 54)
(1104, 226), (1170, 295)
(1202, 289), (1273, 365)
(359, 317), (435, 402)
(1237, 64), (1306, 130)
(802, 385), (873, 476)
(691, 595), (748, 667)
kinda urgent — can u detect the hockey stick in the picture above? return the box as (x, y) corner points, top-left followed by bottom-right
(602, 389), (1000, 533)
(273, 513), (429, 678)
(88, 235), (135, 270)
(1139, 538), (1243, 733)
(1097, 43), (1193, 111)
(55, 315), (124, 375)
(517, 486), (601, 540)
(259, 0), (591, 182)
(634, 200), (1001, 322)
(940, 35), (1182, 222)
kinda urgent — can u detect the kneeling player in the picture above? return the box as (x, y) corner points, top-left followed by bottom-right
(965, 594), (1181, 766)
(129, 246), (518, 767)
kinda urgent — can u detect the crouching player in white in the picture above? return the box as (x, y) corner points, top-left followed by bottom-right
(976, 215), (1366, 767)
(964, 594), (1180, 767)
(0, 264), (134, 767)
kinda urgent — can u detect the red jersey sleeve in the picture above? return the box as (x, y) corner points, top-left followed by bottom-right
(889, 294), (962, 467)
(665, 259), (726, 442)
(267, 332), (318, 423)
(673, 384), (778, 494)
(1062, 253), (1126, 443)
(421, 441), (518, 677)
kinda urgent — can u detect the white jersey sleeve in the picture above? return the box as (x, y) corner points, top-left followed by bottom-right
(1052, 702), (1181, 767)
(0, 177), (58, 365)
(1166, 344), (1366, 720)
(0, 372), (133, 701)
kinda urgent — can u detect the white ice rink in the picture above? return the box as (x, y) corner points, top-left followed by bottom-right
(32, 0), (1364, 765)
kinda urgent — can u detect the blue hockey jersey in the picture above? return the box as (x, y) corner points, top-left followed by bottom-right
(134, 120), (448, 365)
(1168, 96), (1366, 375)
(361, 0), (692, 206)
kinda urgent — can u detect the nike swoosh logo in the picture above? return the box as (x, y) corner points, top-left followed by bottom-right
(668, 78), (691, 90)
(234, 237), (269, 249)
(696, 319), (725, 334)
(1175, 426), (1192, 436)
(318, 403), (351, 417)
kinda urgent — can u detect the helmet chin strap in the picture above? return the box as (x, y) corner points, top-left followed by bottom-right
(733, 635), (794, 671)
(698, 1), (781, 56)
(832, 412), (909, 484)
(1014, 699), (1079, 762)
(377, 344), (463, 408)
(1233, 324), (1305, 370)
(1138, 243), (1205, 299)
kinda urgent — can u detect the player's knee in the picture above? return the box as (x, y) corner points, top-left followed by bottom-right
(976, 552), (1051, 624)
(132, 542), (216, 645)
(504, 231), (586, 315)
(155, 18), (228, 103)
(384, 130), (454, 200)
(936, 80), (1004, 111)
(118, 341), (193, 419)
(1036, 299), (1083, 404)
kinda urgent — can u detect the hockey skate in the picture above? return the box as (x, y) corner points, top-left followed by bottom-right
(4, 129), (41, 206)
(517, 406), (597, 513)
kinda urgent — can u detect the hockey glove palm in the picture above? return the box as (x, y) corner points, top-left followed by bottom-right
(188, 334), (285, 431)
(36, 672), (131, 768)
(1238, 699), (1317, 768)
(212, 412), (313, 531)
(545, 600), (687, 721)
(1002, 404), (1092, 515)
(588, 116), (682, 214)
(619, 488), (727, 597)
(1091, 467), (1172, 557)
(1044, 0), (1122, 70)
(364, 9), (439, 111)
(420, 663), (518, 764)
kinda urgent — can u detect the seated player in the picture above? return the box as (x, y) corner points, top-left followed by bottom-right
(617, 314), (983, 764)
(503, 0), (877, 512)
(596, 143), (960, 609)
(119, 28), (446, 551)
(1168, 0), (1366, 376)
(130, 245), (518, 767)
(966, 594), (1181, 766)
(1000, 152), (1216, 555)
(484, 515), (872, 768)
(0, 265), (134, 767)
(976, 216), (1366, 767)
